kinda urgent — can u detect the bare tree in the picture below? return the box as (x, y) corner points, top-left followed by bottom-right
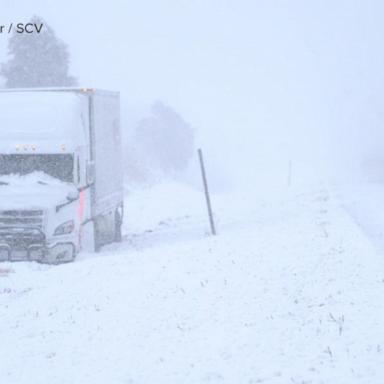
(134, 101), (195, 176)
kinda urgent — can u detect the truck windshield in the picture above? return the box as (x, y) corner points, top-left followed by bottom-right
(0, 154), (74, 183)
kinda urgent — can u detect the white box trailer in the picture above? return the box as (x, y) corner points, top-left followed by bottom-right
(0, 88), (124, 263)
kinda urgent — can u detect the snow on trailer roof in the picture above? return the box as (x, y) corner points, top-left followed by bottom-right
(0, 87), (119, 96)
(0, 90), (88, 141)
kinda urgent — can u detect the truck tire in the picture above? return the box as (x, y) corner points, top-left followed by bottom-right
(114, 210), (122, 243)
(94, 220), (102, 252)
(82, 220), (99, 252)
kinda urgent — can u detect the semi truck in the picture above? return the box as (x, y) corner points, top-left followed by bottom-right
(0, 88), (124, 264)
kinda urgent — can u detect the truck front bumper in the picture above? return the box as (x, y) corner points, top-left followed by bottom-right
(0, 242), (76, 264)
(0, 227), (76, 264)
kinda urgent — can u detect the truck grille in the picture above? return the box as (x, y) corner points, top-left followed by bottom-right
(0, 210), (44, 230)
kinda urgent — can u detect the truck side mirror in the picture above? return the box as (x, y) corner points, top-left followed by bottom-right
(86, 161), (95, 185)
(67, 189), (79, 202)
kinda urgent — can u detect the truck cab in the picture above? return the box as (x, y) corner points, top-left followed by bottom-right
(0, 88), (124, 263)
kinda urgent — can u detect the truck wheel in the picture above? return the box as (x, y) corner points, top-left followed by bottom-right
(82, 220), (99, 252)
(114, 210), (122, 242)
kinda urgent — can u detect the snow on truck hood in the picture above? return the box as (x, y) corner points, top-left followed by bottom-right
(0, 172), (77, 210)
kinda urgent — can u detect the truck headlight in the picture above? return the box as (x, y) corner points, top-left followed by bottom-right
(54, 220), (75, 236)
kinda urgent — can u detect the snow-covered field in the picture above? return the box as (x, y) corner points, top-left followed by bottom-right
(0, 182), (383, 383)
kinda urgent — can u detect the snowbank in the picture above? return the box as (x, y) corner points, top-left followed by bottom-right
(0, 182), (383, 383)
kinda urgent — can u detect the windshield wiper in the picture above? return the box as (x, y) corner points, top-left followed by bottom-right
(0, 181), (9, 186)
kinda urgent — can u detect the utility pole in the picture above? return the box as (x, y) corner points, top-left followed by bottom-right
(198, 148), (216, 235)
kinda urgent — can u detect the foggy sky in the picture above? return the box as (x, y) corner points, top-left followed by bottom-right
(1, 0), (384, 187)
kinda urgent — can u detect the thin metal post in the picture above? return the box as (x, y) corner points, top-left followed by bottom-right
(198, 148), (216, 235)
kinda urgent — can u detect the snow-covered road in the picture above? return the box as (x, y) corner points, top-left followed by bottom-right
(0, 183), (383, 383)
(338, 183), (384, 253)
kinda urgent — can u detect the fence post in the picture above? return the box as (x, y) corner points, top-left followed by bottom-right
(198, 148), (216, 236)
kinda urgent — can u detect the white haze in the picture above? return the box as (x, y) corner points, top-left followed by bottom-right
(1, 0), (384, 189)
